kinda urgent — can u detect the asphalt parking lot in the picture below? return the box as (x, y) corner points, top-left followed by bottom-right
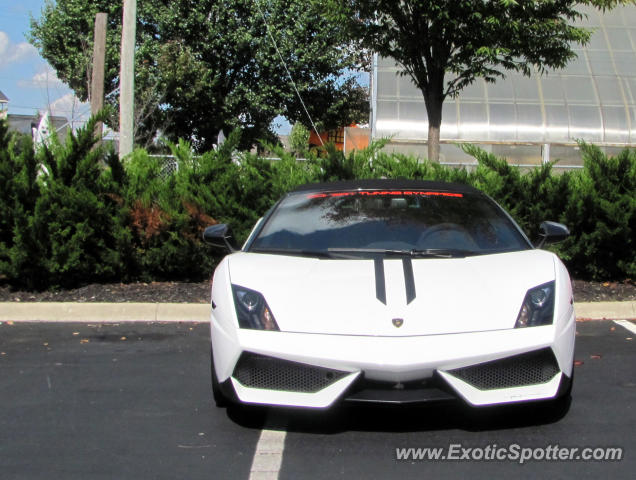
(0, 320), (634, 479)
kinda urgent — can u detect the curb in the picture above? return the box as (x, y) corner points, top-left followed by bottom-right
(0, 301), (634, 323)
(0, 302), (210, 323)
(574, 301), (635, 321)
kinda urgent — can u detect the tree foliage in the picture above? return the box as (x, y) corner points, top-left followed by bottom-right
(29, 0), (369, 151)
(331, 0), (630, 161)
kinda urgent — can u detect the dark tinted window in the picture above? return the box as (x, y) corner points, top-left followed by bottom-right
(250, 190), (530, 255)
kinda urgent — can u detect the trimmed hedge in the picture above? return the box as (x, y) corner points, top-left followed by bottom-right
(0, 117), (634, 289)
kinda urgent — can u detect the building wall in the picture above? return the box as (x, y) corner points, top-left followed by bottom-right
(6, 114), (69, 140)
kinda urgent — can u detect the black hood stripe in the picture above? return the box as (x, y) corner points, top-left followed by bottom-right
(374, 258), (387, 305)
(402, 258), (416, 304)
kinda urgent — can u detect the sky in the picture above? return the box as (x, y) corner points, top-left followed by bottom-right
(0, 0), (90, 127)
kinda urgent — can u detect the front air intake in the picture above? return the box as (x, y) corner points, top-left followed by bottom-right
(233, 352), (348, 393)
(446, 348), (560, 390)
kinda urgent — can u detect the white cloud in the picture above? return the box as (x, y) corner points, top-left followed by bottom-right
(17, 66), (66, 89)
(0, 31), (38, 68)
(48, 93), (90, 123)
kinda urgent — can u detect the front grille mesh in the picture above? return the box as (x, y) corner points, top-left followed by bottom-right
(447, 349), (560, 390)
(233, 352), (348, 393)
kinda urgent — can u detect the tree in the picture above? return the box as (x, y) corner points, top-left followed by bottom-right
(332, 0), (631, 161)
(29, 0), (369, 151)
(289, 122), (310, 156)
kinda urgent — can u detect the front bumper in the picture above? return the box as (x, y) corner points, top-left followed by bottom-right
(211, 309), (575, 408)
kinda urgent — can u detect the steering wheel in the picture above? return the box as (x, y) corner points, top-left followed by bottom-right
(417, 223), (476, 249)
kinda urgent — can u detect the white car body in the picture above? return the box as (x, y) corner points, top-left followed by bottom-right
(207, 180), (575, 409)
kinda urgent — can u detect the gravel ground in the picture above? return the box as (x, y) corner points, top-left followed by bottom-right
(0, 279), (634, 303)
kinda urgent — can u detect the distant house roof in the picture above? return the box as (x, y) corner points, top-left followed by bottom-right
(0, 90), (9, 103)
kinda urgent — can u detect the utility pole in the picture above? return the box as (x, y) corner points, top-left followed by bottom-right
(90, 12), (107, 146)
(119, 0), (136, 160)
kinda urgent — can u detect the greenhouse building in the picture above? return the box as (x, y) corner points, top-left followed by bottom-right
(370, 4), (636, 167)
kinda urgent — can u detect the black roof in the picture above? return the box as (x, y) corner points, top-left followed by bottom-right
(290, 179), (481, 195)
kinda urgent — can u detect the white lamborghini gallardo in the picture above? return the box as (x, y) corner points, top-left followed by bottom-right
(204, 180), (574, 411)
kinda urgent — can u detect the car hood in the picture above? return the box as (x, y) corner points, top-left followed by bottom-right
(227, 250), (556, 336)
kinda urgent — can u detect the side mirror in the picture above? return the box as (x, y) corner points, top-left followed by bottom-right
(203, 224), (237, 252)
(536, 221), (569, 248)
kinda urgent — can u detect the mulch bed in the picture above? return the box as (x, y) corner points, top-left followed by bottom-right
(0, 281), (212, 304)
(0, 279), (634, 303)
(570, 279), (635, 302)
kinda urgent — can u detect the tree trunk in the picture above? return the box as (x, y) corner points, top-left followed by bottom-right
(427, 123), (440, 162)
(423, 70), (445, 162)
(424, 94), (443, 162)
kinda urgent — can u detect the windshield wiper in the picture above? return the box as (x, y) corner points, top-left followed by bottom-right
(250, 247), (353, 259)
(251, 247), (476, 259)
(408, 248), (476, 258)
(327, 247), (475, 258)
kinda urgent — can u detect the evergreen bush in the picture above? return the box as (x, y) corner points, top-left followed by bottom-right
(32, 116), (131, 288)
(0, 120), (41, 288)
(1, 114), (634, 288)
(558, 143), (635, 279)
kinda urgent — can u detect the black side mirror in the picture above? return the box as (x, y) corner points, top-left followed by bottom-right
(203, 224), (237, 252)
(536, 221), (569, 248)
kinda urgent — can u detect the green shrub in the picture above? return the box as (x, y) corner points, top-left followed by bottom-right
(0, 120), (41, 287)
(119, 144), (214, 281)
(310, 142), (369, 181)
(463, 143), (635, 280)
(557, 144), (636, 279)
(33, 117), (131, 288)
(167, 131), (277, 245)
(114, 130), (281, 281)
(265, 143), (321, 197)
(0, 115), (132, 289)
(1, 114), (634, 288)
(465, 144), (571, 239)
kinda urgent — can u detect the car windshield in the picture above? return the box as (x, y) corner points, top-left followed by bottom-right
(249, 189), (530, 257)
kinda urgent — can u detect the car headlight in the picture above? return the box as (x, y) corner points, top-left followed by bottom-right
(232, 285), (279, 331)
(514, 281), (555, 328)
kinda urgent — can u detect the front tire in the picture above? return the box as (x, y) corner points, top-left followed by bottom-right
(532, 372), (573, 421)
(211, 349), (229, 408)
(546, 372), (573, 418)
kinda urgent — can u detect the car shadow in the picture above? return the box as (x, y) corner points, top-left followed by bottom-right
(226, 396), (571, 433)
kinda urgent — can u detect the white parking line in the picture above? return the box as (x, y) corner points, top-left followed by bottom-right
(249, 429), (286, 480)
(614, 319), (636, 335)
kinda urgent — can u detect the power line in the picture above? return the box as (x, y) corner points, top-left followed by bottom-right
(254, 0), (324, 146)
